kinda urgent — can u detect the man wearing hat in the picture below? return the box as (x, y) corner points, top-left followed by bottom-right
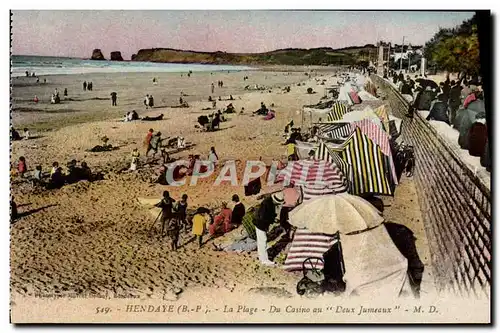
(254, 191), (285, 266)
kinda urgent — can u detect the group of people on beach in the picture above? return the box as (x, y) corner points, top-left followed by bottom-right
(144, 94), (155, 109)
(154, 190), (246, 251)
(13, 155), (94, 190)
(83, 81), (93, 91)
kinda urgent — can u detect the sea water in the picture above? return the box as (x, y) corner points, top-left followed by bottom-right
(11, 55), (255, 77)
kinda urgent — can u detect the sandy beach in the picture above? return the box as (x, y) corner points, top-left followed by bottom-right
(10, 68), (433, 303)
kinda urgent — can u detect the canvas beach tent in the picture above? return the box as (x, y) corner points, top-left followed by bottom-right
(321, 128), (395, 196)
(326, 101), (350, 121)
(275, 159), (349, 201)
(341, 224), (410, 297)
(342, 107), (384, 129)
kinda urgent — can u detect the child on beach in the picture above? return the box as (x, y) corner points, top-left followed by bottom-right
(17, 156), (27, 178)
(23, 128), (30, 140)
(50, 162), (59, 176)
(32, 165), (43, 187)
(174, 194), (189, 232)
(210, 202), (233, 236)
(130, 148), (140, 171)
(192, 209), (209, 248)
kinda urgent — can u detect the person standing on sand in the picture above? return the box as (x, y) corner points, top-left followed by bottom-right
(130, 148), (140, 171)
(174, 194), (189, 232)
(231, 194), (245, 226)
(110, 92), (117, 106)
(254, 192), (285, 266)
(155, 191), (178, 250)
(144, 95), (150, 109)
(144, 128), (154, 156)
(211, 82), (215, 94)
(17, 156), (27, 178)
(83, 81), (87, 91)
(148, 95), (154, 108)
(192, 208), (209, 248)
(64, 88), (68, 97)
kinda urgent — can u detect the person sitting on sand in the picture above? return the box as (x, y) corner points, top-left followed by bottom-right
(179, 97), (184, 105)
(208, 96), (213, 102)
(231, 194), (245, 226)
(17, 156), (27, 178)
(131, 110), (139, 120)
(225, 103), (235, 114)
(50, 162), (59, 177)
(33, 95), (39, 103)
(48, 167), (64, 189)
(124, 112), (131, 122)
(218, 96), (222, 101)
(229, 95), (234, 100)
(144, 128), (154, 156)
(11, 128), (21, 141)
(144, 95), (150, 109)
(23, 128), (30, 140)
(65, 159), (78, 184)
(32, 165), (44, 187)
(79, 162), (91, 181)
(212, 101), (217, 109)
(210, 202), (233, 237)
(130, 148), (140, 171)
(174, 194), (189, 232)
(192, 208), (210, 248)
(50, 94), (56, 104)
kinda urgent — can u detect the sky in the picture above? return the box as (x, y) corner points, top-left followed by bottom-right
(11, 10), (475, 59)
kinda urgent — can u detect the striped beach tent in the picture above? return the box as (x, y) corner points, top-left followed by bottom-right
(315, 140), (353, 192)
(326, 102), (349, 121)
(314, 122), (348, 134)
(323, 123), (353, 139)
(328, 127), (394, 196)
(374, 105), (391, 133)
(283, 230), (339, 272)
(275, 159), (348, 200)
(352, 119), (398, 185)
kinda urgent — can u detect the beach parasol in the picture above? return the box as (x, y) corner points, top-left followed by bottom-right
(288, 193), (384, 235)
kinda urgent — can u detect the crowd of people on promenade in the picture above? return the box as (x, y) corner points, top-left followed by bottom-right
(387, 70), (484, 126)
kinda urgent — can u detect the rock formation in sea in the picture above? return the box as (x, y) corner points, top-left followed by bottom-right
(110, 51), (124, 61)
(91, 49), (106, 61)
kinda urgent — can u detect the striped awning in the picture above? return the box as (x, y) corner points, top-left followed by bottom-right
(275, 159), (348, 200)
(326, 102), (350, 121)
